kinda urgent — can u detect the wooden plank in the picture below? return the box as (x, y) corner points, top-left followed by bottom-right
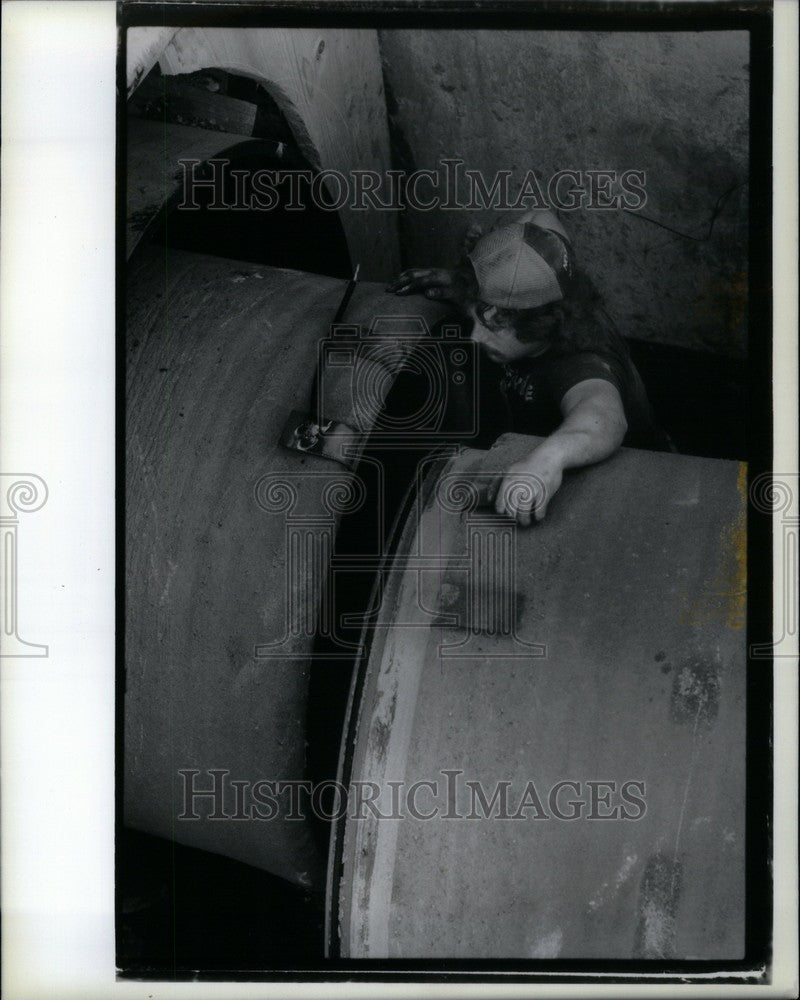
(129, 72), (257, 136)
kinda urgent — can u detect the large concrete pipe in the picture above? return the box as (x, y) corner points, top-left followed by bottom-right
(331, 433), (746, 958)
(126, 24), (400, 280)
(125, 243), (446, 887)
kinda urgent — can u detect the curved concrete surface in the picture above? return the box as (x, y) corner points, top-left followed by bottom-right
(125, 244), (445, 886)
(333, 433), (746, 956)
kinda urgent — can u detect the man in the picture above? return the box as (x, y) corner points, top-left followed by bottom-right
(387, 210), (666, 525)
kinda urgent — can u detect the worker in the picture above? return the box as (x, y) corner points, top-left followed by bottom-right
(387, 209), (668, 525)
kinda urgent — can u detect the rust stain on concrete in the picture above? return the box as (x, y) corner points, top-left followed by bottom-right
(680, 462), (747, 629)
(725, 461), (748, 629)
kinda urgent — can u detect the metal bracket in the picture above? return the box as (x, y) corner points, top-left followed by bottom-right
(279, 408), (362, 471)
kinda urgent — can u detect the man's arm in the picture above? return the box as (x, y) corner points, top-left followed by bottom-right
(494, 378), (627, 525)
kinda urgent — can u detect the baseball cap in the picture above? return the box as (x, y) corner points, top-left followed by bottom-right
(467, 210), (574, 310)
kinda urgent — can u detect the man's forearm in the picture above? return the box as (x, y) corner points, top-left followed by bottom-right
(538, 398), (627, 471)
(494, 382), (628, 523)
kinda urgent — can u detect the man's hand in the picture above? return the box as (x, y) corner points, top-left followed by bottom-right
(386, 267), (466, 304)
(492, 379), (628, 525)
(493, 445), (564, 526)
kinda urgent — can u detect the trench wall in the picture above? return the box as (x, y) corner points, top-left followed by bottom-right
(379, 29), (750, 356)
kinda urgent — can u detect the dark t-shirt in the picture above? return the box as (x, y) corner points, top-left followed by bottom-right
(436, 311), (670, 451)
(499, 350), (626, 438)
(496, 345), (670, 451)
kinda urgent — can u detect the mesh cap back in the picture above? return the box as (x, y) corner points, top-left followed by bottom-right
(468, 215), (574, 310)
